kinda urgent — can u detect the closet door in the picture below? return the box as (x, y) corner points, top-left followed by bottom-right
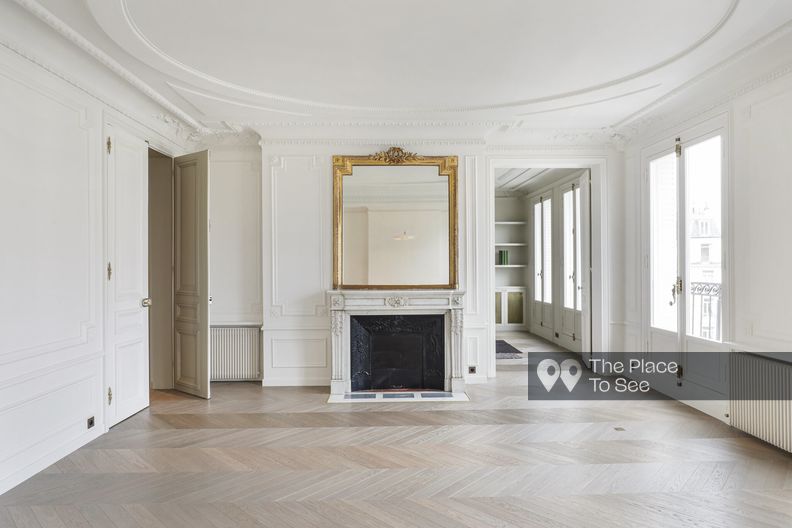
(105, 123), (150, 427)
(173, 151), (211, 399)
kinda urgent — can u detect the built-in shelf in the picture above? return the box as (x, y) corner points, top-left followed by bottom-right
(495, 265), (527, 268)
(495, 221), (527, 225)
(494, 243), (527, 247)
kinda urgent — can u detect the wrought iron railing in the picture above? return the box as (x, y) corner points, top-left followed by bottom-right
(689, 282), (721, 341)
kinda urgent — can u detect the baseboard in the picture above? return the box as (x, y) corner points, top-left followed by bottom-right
(0, 426), (103, 496)
(464, 373), (488, 384)
(261, 377), (331, 387)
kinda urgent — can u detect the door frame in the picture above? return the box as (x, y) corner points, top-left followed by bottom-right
(102, 119), (151, 429)
(102, 112), (192, 431)
(640, 113), (731, 352)
(487, 155), (609, 372)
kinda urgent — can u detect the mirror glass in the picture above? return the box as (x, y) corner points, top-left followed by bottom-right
(342, 165), (449, 286)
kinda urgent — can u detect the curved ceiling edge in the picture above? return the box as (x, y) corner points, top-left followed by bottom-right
(167, 83), (314, 117)
(516, 84), (662, 117)
(92, 0), (738, 114)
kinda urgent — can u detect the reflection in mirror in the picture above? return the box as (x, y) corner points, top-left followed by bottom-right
(342, 165), (449, 286)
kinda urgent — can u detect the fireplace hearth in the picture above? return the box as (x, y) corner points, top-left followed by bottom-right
(350, 315), (445, 391)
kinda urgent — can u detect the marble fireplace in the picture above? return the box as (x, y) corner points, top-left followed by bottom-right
(327, 290), (466, 396)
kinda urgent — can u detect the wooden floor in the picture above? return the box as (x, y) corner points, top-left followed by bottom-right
(2, 364), (792, 527)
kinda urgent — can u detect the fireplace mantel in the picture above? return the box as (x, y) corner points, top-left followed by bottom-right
(327, 290), (465, 396)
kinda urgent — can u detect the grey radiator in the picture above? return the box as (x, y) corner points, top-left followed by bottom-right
(730, 353), (792, 452)
(210, 326), (261, 381)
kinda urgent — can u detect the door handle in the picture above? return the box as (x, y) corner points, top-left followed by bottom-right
(668, 277), (683, 306)
(141, 297), (153, 308)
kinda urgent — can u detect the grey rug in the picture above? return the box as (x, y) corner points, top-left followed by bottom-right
(496, 340), (524, 359)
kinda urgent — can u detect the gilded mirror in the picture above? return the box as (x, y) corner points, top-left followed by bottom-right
(333, 148), (458, 289)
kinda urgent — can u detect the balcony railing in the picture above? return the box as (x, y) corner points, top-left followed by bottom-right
(689, 282), (721, 341)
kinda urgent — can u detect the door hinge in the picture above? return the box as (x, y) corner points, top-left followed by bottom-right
(675, 137), (682, 158)
(676, 365), (684, 386)
(106, 136), (112, 154)
(107, 261), (112, 281)
(676, 277), (683, 294)
(107, 386), (113, 405)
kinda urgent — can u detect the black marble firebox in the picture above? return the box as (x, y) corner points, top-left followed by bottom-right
(350, 314), (445, 391)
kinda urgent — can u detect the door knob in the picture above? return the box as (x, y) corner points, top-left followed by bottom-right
(141, 297), (153, 308)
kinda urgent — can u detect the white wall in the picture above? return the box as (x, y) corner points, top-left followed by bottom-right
(342, 208), (369, 284)
(209, 146), (263, 326)
(0, 3), (187, 494)
(258, 146), (496, 385)
(367, 207), (449, 285)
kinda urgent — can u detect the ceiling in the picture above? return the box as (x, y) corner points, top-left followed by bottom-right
(495, 168), (584, 196)
(28, 0), (792, 136)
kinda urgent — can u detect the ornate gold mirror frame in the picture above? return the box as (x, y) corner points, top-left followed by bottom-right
(333, 147), (458, 290)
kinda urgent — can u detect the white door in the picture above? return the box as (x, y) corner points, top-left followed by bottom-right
(531, 196), (553, 340)
(646, 132), (725, 354)
(173, 151), (211, 399)
(559, 181), (583, 349)
(105, 123), (150, 427)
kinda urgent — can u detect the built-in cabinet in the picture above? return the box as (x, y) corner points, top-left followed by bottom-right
(494, 198), (530, 330)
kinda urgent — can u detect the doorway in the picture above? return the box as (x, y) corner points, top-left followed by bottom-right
(644, 119), (727, 354)
(104, 118), (211, 429)
(492, 168), (591, 361)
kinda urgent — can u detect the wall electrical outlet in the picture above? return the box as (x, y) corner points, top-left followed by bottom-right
(87, 416), (95, 429)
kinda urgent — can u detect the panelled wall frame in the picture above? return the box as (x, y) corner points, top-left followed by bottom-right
(639, 113), (731, 354)
(487, 156), (608, 369)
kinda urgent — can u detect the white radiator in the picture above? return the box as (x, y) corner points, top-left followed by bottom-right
(210, 326), (261, 381)
(730, 353), (792, 452)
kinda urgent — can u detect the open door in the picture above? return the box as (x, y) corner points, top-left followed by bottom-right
(105, 123), (151, 427)
(173, 151), (211, 399)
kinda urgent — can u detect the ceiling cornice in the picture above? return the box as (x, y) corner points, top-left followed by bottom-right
(98, 0), (738, 115)
(614, 18), (792, 142)
(11, 0), (202, 132)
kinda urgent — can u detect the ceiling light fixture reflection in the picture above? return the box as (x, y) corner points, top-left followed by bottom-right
(393, 231), (415, 241)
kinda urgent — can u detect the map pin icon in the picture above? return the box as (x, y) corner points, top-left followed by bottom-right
(560, 359), (582, 391)
(537, 359), (561, 392)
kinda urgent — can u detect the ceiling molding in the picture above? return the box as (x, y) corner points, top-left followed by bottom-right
(516, 84), (662, 117)
(167, 83), (314, 118)
(11, 0), (202, 131)
(99, 0), (738, 115)
(0, 31), (194, 150)
(614, 18), (792, 141)
(257, 138), (487, 147)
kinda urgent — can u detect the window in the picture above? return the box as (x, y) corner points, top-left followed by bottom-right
(563, 190), (574, 309)
(563, 186), (583, 311)
(542, 199), (552, 303)
(700, 244), (710, 263)
(686, 136), (722, 341)
(533, 198), (552, 304)
(534, 202), (542, 302)
(650, 152), (678, 333)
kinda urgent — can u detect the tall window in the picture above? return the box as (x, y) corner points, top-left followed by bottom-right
(686, 136), (722, 341)
(543, 199), (552, 302)
(563, 186), (583, 310)
(533, 198), (552, 303)
(534, 202), (542, 302)
(650, 153), (678, 333)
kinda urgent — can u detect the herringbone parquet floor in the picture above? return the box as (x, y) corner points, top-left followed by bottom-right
(2, 364), (791, 527)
